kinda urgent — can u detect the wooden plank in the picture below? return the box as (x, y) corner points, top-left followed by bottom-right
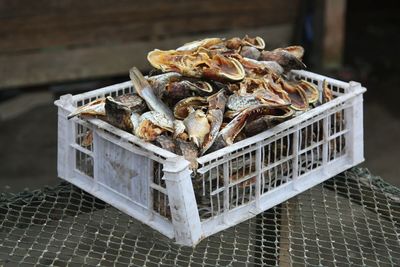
(0, 0), (299, 54)
(0, 91), (52, 120)
(307, 0), (347, 70)
(0, 24), (293, 89)
(322, 0), (347, 68)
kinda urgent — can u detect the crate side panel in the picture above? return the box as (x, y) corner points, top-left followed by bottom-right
(57, 108), (70, 179)
(95, 135), (150, 206)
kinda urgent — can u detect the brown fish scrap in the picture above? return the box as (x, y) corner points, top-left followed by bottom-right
(68, 36), (335, 170)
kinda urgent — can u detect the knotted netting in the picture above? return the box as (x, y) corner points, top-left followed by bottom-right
(1, 168), (399, 266)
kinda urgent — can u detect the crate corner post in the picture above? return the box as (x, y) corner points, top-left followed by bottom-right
(56, 94), (75, 180)
(163, 156), (202, 246)
(346, 81), (366, 166)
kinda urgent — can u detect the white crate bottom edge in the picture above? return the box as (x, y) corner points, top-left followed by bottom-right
(55, 70), (366, 246)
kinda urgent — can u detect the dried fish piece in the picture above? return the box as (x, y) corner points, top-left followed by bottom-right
(183, 108), (210, 147)
(296, 80), (320, 104)
(155, 135), (176, 153)
(240, 46), (261, 60)
(104, 93), (147, 132)
(105, 96), (133, 132)
(201, 90), (227, 154)
(227, 94), (261, 113)
(225, 36), (265, 50)
(235, 77), (290, 106)
(82, 130), (93, 147)
(176, 139), (199, 170)
(135, 111), (174, 141)
(242, 36), (266, 50)
(67, 98), (106, 119)
(260, 49), (306, 72)
(278, 79), (309, 111)
(244, 107), (294, 136)
(113, 94), (147, 113)
(173, 96), (208, 120)
(130, 67), (174, 120)
(274, 46), (305, 59)
(322, 79), (334, 103)
(166, 80), (213, 101)
(147, 72), (182, 98)
(207, 89), (227, 112)
(239, 57), (284, 76)
(147, 49), (245, 82)
(201, 109), (223, 155)
(176, 38), (224, 52)
(211, 104), (279, 151)
(173, 120), (187, 140)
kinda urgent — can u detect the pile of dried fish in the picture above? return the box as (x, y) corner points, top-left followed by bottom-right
(68, 36), (334, 169)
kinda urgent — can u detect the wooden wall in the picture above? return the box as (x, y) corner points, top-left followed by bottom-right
(0, 0), (299, 89)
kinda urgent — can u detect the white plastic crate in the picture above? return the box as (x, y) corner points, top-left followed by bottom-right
(54, 70), (366, 246)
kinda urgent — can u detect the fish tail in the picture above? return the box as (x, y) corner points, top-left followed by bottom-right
(129, 67), (150, 96)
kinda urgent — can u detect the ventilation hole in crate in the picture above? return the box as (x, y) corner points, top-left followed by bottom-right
(261, 163), (291, 194)
(75, 150), (94, 178)
(226, 150), (257, 204)
(299, 125), (309, 150)
(332, 85), (340, 94)
(304, 78), (318, 86)
(280, 134), (293, 158)
(328, 134), (346, 161)
(338, 108), (346, 133)
(298, 145), (324, 176)
(229, 181), (256, 209)
(339, 134), (346, 157)
(198, 206), (215, 220)
(284, 160), (294, 182)
(264, 143), (273, 165)
(329, 109), (345, 136)
(196, 169), (224, 220)
(151, 161), (171, 219)
(211, 192), (224, 217)
(195, 165), (224, 220)
(263, 136), (293, 166)
(228, 150), (256, 183)
(153, 162), (165, 188)
(299, 120), (324, 151)
(261, 134), (294, 191)
(75, 123), (93, 151)
(152, 190), (171, 219)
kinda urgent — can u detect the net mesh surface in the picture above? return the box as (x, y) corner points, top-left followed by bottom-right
(1, 168), (399, 266)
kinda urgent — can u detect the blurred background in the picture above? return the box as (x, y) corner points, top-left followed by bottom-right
(0, 0), (399, 192)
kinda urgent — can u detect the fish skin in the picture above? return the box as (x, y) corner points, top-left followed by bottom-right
(129, 67), (174, 120)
